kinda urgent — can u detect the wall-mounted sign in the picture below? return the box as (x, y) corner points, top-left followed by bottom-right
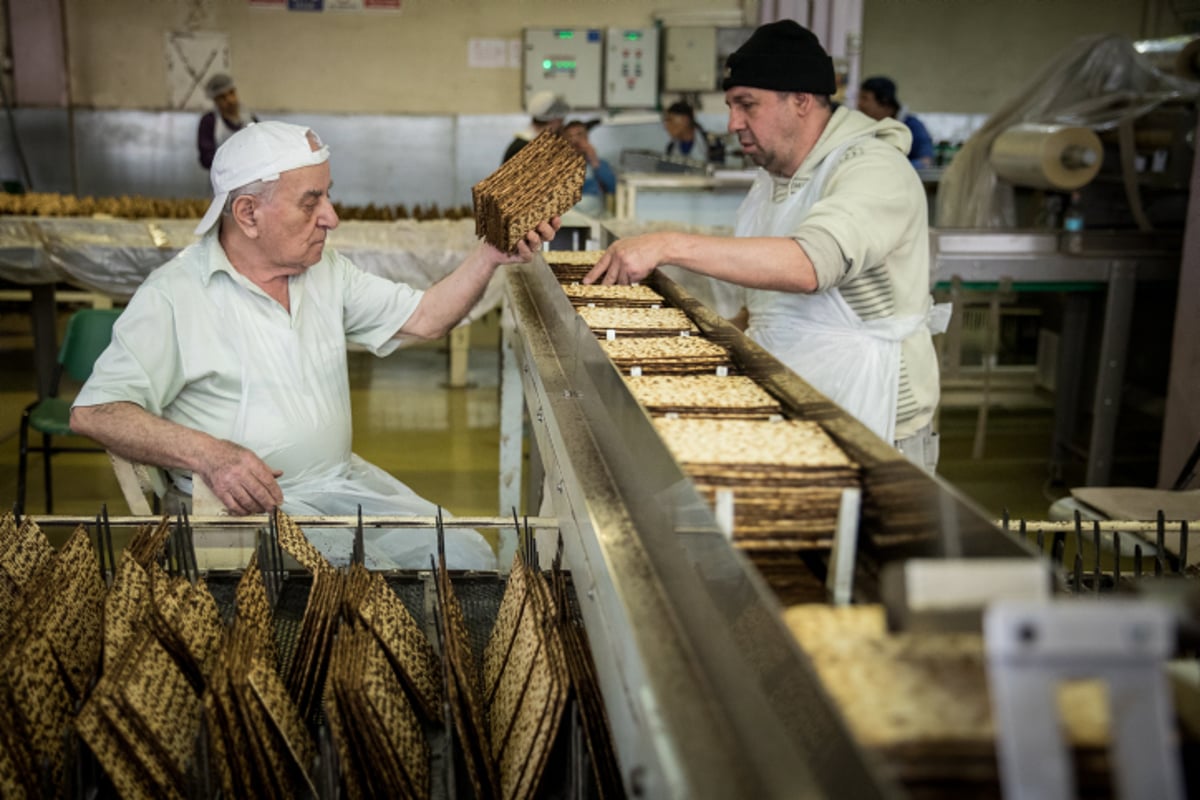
(164, 30), (231, 110)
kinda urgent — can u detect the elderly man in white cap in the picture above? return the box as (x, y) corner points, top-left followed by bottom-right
(502, 90), (570, 163)
(72, 121), (559, 568)
(197, 72), (257, 169)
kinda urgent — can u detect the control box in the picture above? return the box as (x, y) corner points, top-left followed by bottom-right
(523, 28), (604, 110)
(663, 26), (756, 92)
(605, 27), (659, 108)
(662, 26), (716, 92)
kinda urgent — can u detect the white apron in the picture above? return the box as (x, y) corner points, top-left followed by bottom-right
(206, 271), (495, 569)
(737, 139), (948, 442)
(213, 112), (249, 149)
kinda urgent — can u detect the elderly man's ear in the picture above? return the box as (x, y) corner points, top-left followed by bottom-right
(231, 195), (260, 238)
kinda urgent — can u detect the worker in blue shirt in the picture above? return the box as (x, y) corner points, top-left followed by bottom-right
(858, 76), (935, 169)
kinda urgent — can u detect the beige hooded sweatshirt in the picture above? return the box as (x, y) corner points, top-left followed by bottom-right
(774, 105), (938, 440)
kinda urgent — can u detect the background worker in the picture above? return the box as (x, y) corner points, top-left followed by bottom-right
(502, 90), (569, 163)
(564, 119), (617, 216)
(857, 76), (936, 169)
(197, 72), (257, 170)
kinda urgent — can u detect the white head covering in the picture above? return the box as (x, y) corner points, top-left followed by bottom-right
(194, 121), (331, 236)
(527, 90), (570, 122)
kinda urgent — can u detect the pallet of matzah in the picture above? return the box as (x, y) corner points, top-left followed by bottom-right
(783, 604), (1116, 797)
(562, 282), (665, 307)
(654, 417), (860, 550)
(600, 336), (735, 376)
(473, 131), (585, 252)
(625, 375), (782, 418)
(578, 306), (699, 338)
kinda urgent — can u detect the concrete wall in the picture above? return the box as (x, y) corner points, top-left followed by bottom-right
(860, 0), (1176, 114)
(54, 0), (743, 114)
(7, 1), (1178, 115)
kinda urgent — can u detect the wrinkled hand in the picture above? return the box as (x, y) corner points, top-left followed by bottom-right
(583, 234), (666, 285)
(197, 439), (284, 515)
(497, 217), (562, 264)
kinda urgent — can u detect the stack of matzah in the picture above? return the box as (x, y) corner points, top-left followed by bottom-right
(77, 628), (207, 799)
(543, 250), (604, 282)
(600, 336), (735, 376)
(473, 130), (585, 252)
(783, 604), (1115, 798)
(578, 306), (699, 338)
(325, 625), (430, 800)
(205, 562), (317, 800)
(654, 417), (861, 551)
(625, 375), (783, 419)
(483, 553), (569, 800)
(284, 569), (344, 726)
(1, 523), (104, 795)
(437, 555), (499, 799)
(563, 282), (665, 307)
(344, 564), (443, 724)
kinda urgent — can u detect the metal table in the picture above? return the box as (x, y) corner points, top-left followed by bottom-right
(932, 229), (1181, 485)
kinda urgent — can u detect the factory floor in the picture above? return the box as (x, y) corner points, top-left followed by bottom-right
(1, 303), (1071, 529)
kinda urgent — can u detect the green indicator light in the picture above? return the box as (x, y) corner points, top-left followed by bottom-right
(542, 59), (552, 70)
(556, 30), (574, 39)
(625, 32), (641, 41)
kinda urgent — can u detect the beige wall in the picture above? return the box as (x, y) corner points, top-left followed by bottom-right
(62, 0), (743, 113)
(19, 0), (1190, 114)
(860, 0), (1177, 113)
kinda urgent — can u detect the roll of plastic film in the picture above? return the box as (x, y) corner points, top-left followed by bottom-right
(1134, 35), (1200, 81)
(989, 123), (1104, 191)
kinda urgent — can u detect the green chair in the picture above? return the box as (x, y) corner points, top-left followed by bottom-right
(16, 307), (121, 514)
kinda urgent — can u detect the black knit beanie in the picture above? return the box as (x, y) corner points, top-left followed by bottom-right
(722, 19), (837, 95)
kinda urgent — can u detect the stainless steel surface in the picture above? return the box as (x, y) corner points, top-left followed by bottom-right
(501, 255), (1064, 797)
(503, 259), (898, 799)
(0, 108), (672, 207)
(931, 228), (1181, 285)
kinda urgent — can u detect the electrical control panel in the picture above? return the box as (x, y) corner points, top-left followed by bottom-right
(523, 28), (604, 111)
(662, 26), (717, 92)
(604, 27), (659, 109)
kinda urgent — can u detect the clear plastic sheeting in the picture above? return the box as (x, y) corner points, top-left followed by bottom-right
(0, 217), (503, 321)
(937, 35), (1200, 229)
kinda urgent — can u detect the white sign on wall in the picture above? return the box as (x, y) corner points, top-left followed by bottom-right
(165, 31), (231, 110)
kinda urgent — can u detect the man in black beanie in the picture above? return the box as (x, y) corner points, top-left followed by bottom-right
(584, 19), (946, 471)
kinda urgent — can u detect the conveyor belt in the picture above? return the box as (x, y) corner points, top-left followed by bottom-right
(500, 253), (1060, 799)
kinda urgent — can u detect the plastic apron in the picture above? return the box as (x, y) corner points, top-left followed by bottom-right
(211, 271), (495, 570)
(737, 138), (946, 443)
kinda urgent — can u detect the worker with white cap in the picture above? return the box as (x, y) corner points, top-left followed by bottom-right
(197, 72), (258, 169)
(502, 90), (570, 163)
(72, 121), (560, 568)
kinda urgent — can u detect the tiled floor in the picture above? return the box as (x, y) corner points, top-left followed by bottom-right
(1, 303), (1073, 526)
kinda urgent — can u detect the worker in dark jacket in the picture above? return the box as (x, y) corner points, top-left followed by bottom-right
(197, 73), (257, 170)
(857, 76), (935, 169)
